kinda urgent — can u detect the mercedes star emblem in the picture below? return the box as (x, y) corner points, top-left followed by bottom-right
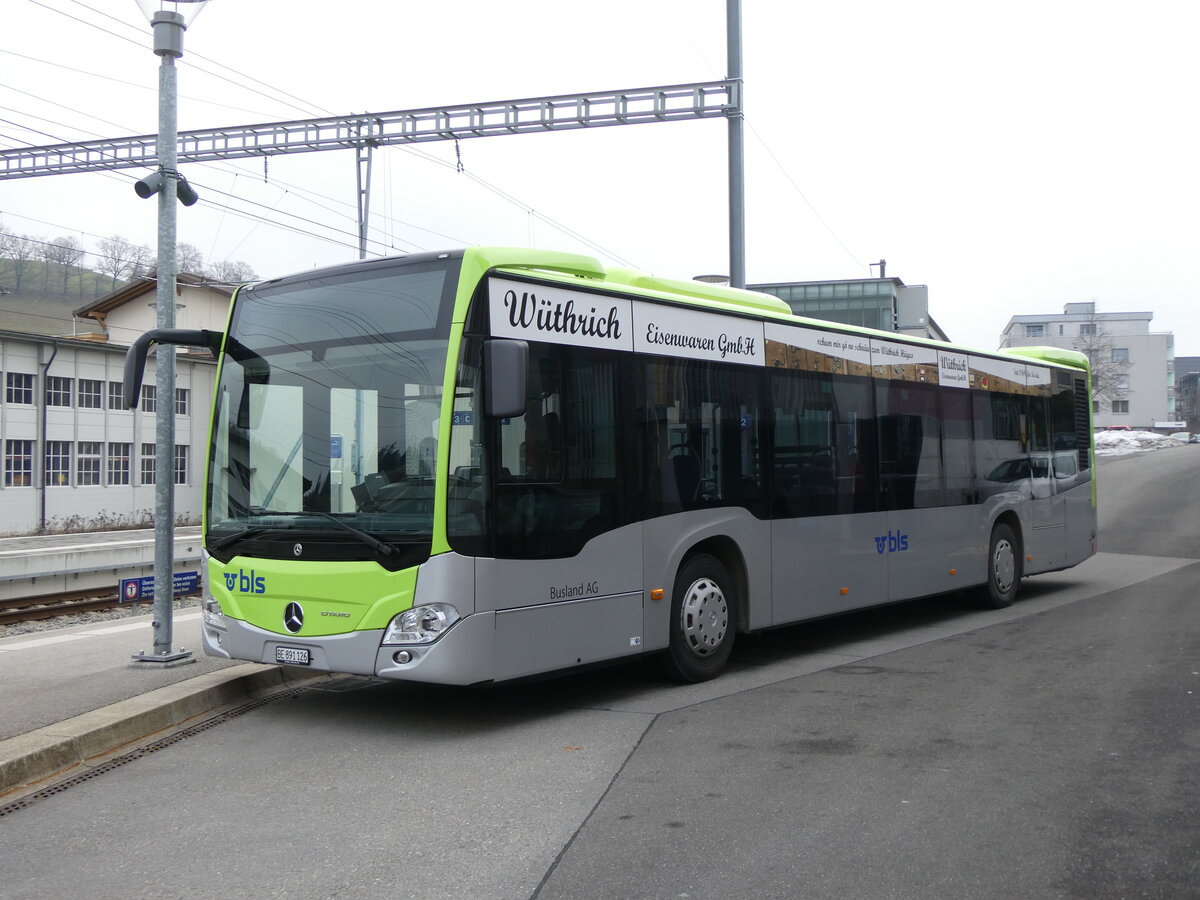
(283, 602), (304, 634)
(293, 543), (303, 557)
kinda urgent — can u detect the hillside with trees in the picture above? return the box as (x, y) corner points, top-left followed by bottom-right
(0, 226), (256, 336)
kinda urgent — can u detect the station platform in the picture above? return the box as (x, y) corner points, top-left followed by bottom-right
(0, 606), (320, 800)
(0, 526), (204, 601)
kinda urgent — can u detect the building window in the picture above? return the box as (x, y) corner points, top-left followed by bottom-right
(1112, 348), (1129, 363)
(45, 441), (72, 486)
(107, 442), (131, 485)
(108, 381), (125, 410)
(175, 388), (189, 416)
(6, 372), (34, 404)
(1112, 400), (1129, 414)
(1079, 323), (1097, 336)
(1092, 401), (1100, 413)
(173, 445), (188, 485)
(1115, 374), (1130, 390)
(45, 376), (73, 407)
(5, 440), (34, 486)
(77, 442), (102, 485)
(1025, 324), (1044, 338)
(140, 442), (156, 485)
(141, 384), (157, 413)
(78, 378), (103, 409)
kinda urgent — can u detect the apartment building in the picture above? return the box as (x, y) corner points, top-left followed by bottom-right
(1000, 302), (1174, 429)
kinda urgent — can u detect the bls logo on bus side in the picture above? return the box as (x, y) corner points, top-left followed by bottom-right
(874, 531), (910, 554)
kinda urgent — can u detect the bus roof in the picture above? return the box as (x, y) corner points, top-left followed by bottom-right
(249, 247), (1089, 377)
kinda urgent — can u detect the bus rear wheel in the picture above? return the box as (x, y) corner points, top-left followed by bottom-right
(662, 554), (736, 683)
(982, 523), (1021, 608)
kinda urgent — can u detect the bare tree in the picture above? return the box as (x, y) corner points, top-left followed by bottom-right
(208, 259), (258, 284)
(177, 242), (205, 275)
(0, 229), (41, 294)
(42, 236), (86, 296)
(96, 235), (139, 290)
(1073, 310), (1128, 410)
(129, 243), (153, 278)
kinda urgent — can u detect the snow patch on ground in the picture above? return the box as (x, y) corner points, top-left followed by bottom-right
(1094, 430), (1189, 456)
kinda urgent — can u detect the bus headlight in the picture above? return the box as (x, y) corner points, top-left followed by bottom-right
(202, 597), (227, 629)
(383, 604), (460, 645)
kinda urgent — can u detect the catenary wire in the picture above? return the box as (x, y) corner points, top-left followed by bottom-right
(60, 0), (337, 117)
(0, 49), (287, 120)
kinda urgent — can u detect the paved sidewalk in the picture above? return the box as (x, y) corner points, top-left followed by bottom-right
(0, 609), (321, 799)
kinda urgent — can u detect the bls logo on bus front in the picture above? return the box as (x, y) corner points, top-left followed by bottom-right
(874, 531), (909, 554)
(223, 569), (266, 593)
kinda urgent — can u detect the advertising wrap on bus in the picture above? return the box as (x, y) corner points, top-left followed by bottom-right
(493, 276), (1061, 397)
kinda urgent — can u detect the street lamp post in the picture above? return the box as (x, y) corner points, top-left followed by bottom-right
(132, 0), (208, 665)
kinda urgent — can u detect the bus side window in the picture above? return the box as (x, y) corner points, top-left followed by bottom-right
(493, 345), (622, 559)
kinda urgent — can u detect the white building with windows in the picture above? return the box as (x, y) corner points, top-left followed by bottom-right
(0, 275), (231, 535)
(999, 301), (1174, 430)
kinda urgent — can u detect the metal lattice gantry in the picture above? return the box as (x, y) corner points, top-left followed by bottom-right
(0, 80), (739, 179)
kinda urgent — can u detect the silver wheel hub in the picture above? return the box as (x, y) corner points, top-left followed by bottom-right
(993, 538), (1015, 593)
(680, 577), (728, 657)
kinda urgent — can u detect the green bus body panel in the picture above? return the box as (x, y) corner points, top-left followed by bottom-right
(208, 555), (417, 636)
(200, 282), (244, 539)
(1005, 345), (1090, 371)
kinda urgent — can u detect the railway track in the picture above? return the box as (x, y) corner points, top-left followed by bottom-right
(0, 588), (194, 628)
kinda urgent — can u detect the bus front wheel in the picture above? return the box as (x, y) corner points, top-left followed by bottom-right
(662, 554), (737, 682)
(982, 523), (1021, 608)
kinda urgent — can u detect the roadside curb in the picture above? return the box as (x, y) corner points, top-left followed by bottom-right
(0, 663), (327, 799)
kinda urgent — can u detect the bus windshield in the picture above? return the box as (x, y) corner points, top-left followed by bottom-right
(206, 255), (460, 556)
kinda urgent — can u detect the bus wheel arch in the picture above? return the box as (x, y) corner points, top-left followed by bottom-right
(661, 540), (744, 682)
(982, 513), (1023, 608)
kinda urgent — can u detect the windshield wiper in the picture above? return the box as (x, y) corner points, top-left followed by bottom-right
(208, 526), (274, 553)
(311, 512), (400, 559)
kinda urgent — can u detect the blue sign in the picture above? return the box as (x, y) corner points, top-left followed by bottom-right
(330, 435), (343, 459)
(452, 411), (474, 426)
(119, 571), (200, 603)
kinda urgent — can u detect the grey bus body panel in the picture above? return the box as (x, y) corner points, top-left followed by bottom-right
(885, 505), (987, 599)
(413, 550), (477, 616)
(772, 510), (890, 623)
(473, 525), (644, 614)
(1063, 481), (1098, 564)
(494, 591), (644, 681)
(642, 508), (772, 650)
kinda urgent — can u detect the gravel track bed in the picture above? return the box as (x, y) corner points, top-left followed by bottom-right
(0, 597), (201, 639)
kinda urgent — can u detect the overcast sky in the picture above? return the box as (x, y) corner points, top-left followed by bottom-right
(3, 0), (1198, 354)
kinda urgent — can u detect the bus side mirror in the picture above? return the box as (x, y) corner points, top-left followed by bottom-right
(123, 328), (224, 408)
(484, 339), (528, 419)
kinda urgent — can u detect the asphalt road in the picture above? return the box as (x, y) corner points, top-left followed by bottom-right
(1, 446), (1197, 899)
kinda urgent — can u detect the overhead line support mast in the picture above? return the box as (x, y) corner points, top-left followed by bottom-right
(0, 80), (739, 264)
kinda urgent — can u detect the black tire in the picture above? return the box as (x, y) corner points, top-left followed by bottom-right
(981, 522), (1021, 608)
(662, 553), (737, 682)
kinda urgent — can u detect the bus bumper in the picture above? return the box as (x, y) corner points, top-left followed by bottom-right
(202, 611), (496, 686)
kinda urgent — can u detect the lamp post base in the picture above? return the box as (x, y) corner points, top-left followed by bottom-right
(131, 648), (196, 667)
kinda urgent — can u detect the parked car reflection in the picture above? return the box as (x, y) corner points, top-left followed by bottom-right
(980, 452), (1086, 500)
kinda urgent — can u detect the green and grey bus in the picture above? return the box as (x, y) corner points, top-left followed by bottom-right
(124, 247), (1096, 684)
